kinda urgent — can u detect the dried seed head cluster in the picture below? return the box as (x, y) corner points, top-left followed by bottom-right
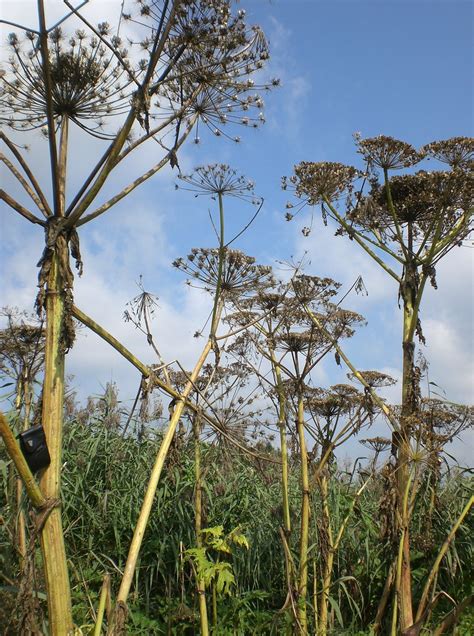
(1, 27), (136, 138)
(284, 136), (473, 253)
(276, 330), (315, 354)
(307, 384), (362, 420)
(420, 398), (473, 442)
(353, 170), (473, 236)
(360, 436), (391, 453)
(324, 307), (366, 340)
(0, 308), (45, 381)
(134, 0), (275, 142)
(348, 370), (396, 388)
(292, 274), (340, 305)
(355, 134), (422, 170)
(177, 164), (257, 201)
(173, 248), (272, 296)
(422, 137), (474, 170)
(282, 162), (359, 212)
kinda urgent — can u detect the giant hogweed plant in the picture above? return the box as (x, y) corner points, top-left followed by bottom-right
(224, 274), (377, 634)
(284, 135), (474, 634)
(104, 164), (273, 634)
(0, 1), (274, 632)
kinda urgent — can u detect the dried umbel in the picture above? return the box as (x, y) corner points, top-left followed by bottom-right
(0, 308), (45, 382)
(355, 134), (422, 170)
(291, 274), (340, 305)
(360, 436), (391, 453)
(1, 27), (136, 138)
(422, 136), (474, 170)
(420, 398), (473, 443)
(283, 161), (359, 208)
(135, 0), (274, 141)
(173, 248), (272, 297)
(177, 164), (257, 201)
(276, 330), (316, 355)
(348, 370), (396, 389)
(307, 384), (362, 420)
(353, 170), (473, 236)
(323, 306), (366, 340)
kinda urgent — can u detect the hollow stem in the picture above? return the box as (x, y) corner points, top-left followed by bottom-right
(194, 414), (209, 636)
(296, 394), (309, 634)
(107, 305), (223, 634)
(39, 252), (73, 634)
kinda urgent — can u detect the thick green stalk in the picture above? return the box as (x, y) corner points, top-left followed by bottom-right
(16, 479), (27, 562)
(296, 394), (310, 634)
(272, 352), (291, 536)
(395, 251), (418, 632)
(318, 474), (333, 636)
(39, 254), (74, 635)
(17, 375), (32, 562)
(313, 560), (319, 632)
(108, 307), (222, 634)
(194, 415), (209, 636)
(94, 574), (111, 636)
(210, 193), (225, 334)
(392, 468), (414, 635)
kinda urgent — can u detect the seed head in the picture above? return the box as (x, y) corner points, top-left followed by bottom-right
(173, 248), (272, 296)
(0, 27), (137, 138)
(177, 164), (257, 201)
(353, 170), (473, 236)
(421, 137), (474, 171)
(284, 162), (360, 207)
(137, 0), (274, 142)
(360, 436), (391, 453)
(355, 134), (422, 170)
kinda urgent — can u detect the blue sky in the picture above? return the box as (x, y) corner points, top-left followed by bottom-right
(1, 0), (473, 461)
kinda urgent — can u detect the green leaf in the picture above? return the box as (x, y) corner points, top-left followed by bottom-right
(327, 595), (344, 628)
(215, 563), (235, 595)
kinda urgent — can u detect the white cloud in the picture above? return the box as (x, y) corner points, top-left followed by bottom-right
(293, 218), (396, 308)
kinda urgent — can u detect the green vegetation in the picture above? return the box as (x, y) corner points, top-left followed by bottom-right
(1, 402), (472, 634)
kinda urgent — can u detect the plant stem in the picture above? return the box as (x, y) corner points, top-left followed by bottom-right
(210, 193), (225, 335)
(212, 584), (218, 630)
(16, 478), (27, 562)
(318, 473), (333, 636)
(313, 559), (318, 632)
(372, 560), (395, 634)
(39, 252), (74, 635)
(415, 495), (473, 622)
(296, 394), (309, 635)
(194, 414), (209, 636)
(395, 251), (418, 632)
(272, 351), (291, 536)
(392, 469), (414, 635)
(108, 307), (222, 634)
(94, 574), (111, 636)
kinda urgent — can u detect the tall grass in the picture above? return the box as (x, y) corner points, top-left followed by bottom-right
(2, 398), (471, 634)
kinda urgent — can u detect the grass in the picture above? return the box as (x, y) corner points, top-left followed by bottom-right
(1, 399), (473, 634)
